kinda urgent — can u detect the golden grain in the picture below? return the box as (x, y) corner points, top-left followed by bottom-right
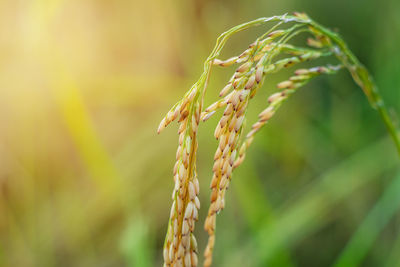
(158, 13), (352, 266)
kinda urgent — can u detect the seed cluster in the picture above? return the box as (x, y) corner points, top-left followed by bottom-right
(202, 33), (334, 266)
(155, 12), (381, 267)
(159, 88), (201, 267)
(204, 43), (264, 267)
(235, 65), (342, 168)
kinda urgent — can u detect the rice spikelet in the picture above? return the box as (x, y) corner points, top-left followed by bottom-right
(158, 12), (399, 267)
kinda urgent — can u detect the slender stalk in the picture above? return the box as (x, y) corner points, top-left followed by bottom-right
(299, 15), (400, 157)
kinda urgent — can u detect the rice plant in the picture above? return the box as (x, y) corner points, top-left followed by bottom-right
(157, 12), (400, 267)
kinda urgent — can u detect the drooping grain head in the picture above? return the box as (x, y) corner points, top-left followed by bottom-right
(158, 12), (398, 267)
(160, 88), (201, 267)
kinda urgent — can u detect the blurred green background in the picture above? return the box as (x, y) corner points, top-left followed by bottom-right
(0, 0), (400, 266)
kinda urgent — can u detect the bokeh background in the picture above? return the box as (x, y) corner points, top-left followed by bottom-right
(1, 0), (400, 266)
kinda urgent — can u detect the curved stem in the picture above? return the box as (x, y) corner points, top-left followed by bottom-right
(376, 104), (400, 156)
(304, 17), (400, 157)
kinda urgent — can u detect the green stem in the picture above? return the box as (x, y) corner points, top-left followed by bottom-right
(376, 104), (400, 156)
(305, 17), (400, 157)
